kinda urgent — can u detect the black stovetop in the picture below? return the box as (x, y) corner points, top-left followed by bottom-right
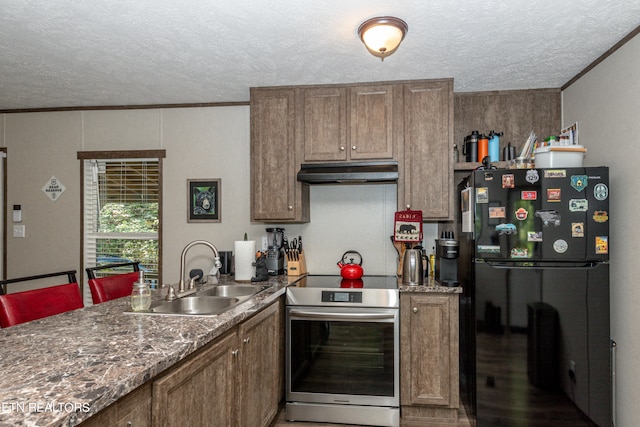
(291, 275), (398, 290)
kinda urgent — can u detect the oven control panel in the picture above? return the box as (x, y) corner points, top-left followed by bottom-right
(321, 291), (363, 303)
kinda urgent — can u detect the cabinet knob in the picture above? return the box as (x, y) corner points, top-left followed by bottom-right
(413, 307), (418, 313)
(340, 146), (345, 151)
(406, 204), (411, 209)
(243, 337), (250, 344)
(288, 205), (293, 211)
(232, 349), (239, 356)
(352, 146), (356, 151)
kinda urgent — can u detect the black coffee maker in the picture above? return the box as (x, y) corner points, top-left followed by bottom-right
(435, 231), (459, 286)
(266, 227), (285, 275)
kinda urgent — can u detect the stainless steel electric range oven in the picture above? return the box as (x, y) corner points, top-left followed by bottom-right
(285, 275), (399, 427)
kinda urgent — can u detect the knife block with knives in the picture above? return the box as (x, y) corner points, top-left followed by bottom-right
(287, 249), (307, 276)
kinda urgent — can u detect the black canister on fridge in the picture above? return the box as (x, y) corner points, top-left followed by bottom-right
(463, 130), (479, 162)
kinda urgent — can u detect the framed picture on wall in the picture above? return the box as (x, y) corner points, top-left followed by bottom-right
(187, 179), (221, 223)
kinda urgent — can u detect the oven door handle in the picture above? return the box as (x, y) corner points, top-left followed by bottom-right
(288, 309), (396, 321)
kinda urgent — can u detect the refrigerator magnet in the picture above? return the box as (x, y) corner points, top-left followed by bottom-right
(595, 236), (609, 254)
(502, 174), (514, 188)
(489, 206), (506, 219)
(544, 170), (567, 178)
(571, 223), (585, 237)
(476, 187), (489, 203)
(515, 207), (528, 220)
(569, 199), (588, 212)
(521, 190), (537, 200)
(525, 169), (540, 184)
(553, 239), (569, 253)
(593, 211), (609, 223)
(594, 183), (608, 200)
(527, 231), (543, 242)
(510, 248), (529, 258)
(547, 188), (561, 202)
(571, 175), (588, 191)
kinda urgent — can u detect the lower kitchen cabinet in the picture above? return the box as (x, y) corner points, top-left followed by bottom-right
(152, 330), (238, 426)
(237, 300), (282, 427)
(400, 293), (459, 425)
(80, 299), (283, 427)
(79, 383), (151, 427)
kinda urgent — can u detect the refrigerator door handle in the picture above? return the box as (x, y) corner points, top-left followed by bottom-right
(482, 260), (604, 270)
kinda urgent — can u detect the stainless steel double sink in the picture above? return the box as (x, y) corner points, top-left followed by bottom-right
(130, 284), (268, 317)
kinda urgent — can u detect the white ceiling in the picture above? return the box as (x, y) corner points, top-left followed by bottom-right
(1, 0), (639, 111)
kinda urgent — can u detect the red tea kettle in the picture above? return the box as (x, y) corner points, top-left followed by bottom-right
(337, 250), (364, 279)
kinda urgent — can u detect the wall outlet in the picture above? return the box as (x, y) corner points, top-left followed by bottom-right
(261, 236), (269, 251)
(13, 224), (25, 238)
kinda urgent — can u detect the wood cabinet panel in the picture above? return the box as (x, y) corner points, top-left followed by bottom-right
(349, 84), (396, 160)
(400, 292), (459, 423)
(152, 331), (237, 427)
(237, 301), (281, 427)
(454, 89), (561, 162)
(398, 80), (454, 220)
(251, 87), (309, 222)
(301, 87), (348, 161)
(80, 383), (151, 427)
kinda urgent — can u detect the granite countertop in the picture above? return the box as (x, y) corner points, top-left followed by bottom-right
(398, 276), (463, 293)
(0, 273), (458, 426)
(0, 275), (294, 427)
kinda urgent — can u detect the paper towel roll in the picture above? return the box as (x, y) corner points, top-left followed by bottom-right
(234, 241), (256, 281)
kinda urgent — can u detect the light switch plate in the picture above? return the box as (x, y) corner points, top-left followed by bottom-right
(13, 224), (25, 238)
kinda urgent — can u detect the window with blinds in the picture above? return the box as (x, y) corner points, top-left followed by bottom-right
(82, 157), (160, 305)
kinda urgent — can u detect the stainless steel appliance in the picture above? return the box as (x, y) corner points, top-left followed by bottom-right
(285, 275), (399, 427)
(401, 247), (424, 285)
(435, 233), (459, 286)
(265, 227), (285, 275)
(458, 167), (612, 426)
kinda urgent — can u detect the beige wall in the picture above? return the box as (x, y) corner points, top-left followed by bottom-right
(1, 106), (425, 293)
(562, 33), (640, 426)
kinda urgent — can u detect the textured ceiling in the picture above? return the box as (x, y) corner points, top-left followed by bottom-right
(1, 0), (639, 110)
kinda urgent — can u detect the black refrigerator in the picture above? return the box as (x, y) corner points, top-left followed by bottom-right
(458, 166), (612, 426)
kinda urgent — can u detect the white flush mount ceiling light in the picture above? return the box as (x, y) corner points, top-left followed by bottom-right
(358, 16), (408, 60)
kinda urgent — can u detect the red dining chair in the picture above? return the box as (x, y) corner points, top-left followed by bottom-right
(0, 271), (83, 328)
(86, 262), (140, 304)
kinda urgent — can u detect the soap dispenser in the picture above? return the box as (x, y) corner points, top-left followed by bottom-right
(131, 271), (151, 311)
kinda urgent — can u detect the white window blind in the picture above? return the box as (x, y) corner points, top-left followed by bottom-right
(83, 158), (159, 305)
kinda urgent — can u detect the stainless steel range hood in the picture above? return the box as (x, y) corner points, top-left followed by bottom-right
(297, 161), (398, 184)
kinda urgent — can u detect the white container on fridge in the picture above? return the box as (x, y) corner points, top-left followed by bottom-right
(534, 145), (586, 168)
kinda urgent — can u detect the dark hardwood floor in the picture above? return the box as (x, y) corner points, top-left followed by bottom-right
(273, 332), (597, 427)
(475, 331), (597, 426)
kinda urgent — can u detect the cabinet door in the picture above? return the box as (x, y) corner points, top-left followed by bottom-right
(400, 293), (458, 408)
(116, 383), (151, 427)
(399, 80), (453, 220)
(79, 383), (151, 427)
(153, 331), (238, 427)
(251, 88), (308, 222)
(349, 84), (396, 160)
(237, 301), (281, 427)
(301, 87), (348, 161)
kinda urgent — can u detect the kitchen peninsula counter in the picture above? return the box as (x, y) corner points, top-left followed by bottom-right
(0, 275), (293, 427)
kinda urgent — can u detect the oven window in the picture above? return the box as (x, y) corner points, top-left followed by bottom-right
(289, 318), (395, 397)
